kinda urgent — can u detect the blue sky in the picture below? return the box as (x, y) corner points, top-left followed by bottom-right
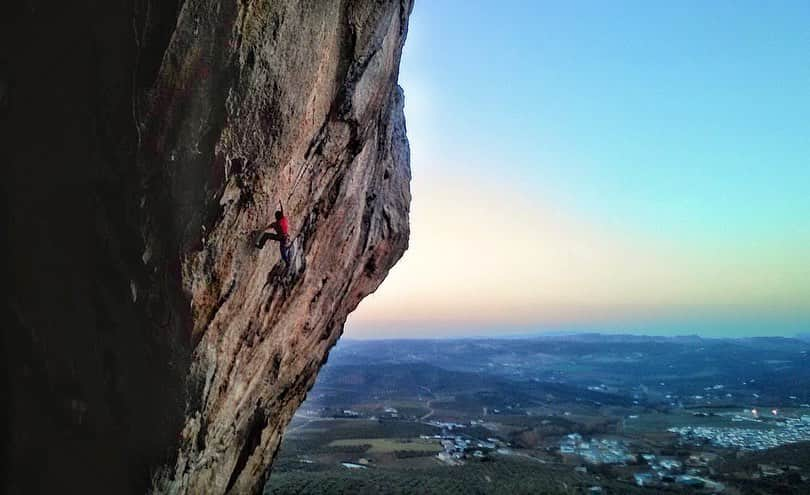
(347, 1), (810, 338)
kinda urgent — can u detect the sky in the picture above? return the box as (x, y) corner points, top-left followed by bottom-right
(347, 1), (810, 339)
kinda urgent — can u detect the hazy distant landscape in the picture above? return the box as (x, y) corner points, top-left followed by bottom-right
(266, 334), (810, 494)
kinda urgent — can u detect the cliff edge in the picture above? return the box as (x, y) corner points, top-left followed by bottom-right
(2, 1), (412, 493)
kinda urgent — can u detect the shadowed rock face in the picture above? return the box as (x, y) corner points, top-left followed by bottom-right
(2, 1), (411, 494)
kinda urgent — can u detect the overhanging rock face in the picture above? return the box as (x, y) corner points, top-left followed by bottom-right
(3, 1), (412, 494)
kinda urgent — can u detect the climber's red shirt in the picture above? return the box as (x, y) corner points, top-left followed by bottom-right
(274, 216), (289, 237)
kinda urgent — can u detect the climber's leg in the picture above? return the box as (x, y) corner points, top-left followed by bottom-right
(255, 232), (282, 248)
(279, 242), (291, 266)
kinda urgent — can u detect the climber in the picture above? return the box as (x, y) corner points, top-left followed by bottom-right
(255, 201), (291, 266)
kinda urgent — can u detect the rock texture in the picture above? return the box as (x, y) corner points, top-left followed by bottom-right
(2, 1), (412, 494)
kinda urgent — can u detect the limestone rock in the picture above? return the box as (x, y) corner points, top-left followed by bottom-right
(2, 1), (412, 493)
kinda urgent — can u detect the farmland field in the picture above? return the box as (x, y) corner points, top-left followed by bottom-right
(266, 336), (810, 494)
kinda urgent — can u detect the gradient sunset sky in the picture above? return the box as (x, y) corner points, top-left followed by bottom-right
(347, 1), (810, 338)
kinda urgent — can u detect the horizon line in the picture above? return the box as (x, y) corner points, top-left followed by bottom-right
(340, 330), (810, 342)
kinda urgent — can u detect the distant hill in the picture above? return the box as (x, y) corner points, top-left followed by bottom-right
(324, 335), (810, 407)
(314, 362), (635, 408)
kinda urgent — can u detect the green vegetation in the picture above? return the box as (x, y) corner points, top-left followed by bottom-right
(268, 456), (592, 495)
(267, 336), (810, 494)
(713, 438), (810, 493)
(292, 419), (439, 439)
(327, 438), (441, 454)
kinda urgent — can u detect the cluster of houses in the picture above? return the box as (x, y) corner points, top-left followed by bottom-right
(425, 431), (500, 465)
(668, 414), (810, 451)
(559, 434), (634, 464)
(632, 453), (724, 492)
(559, 433), (727, 492)
(426, 420), (466, 430)
(751, 463), (805, 480)
(633, 471), (722, 491)
(328, 406), (403, 420)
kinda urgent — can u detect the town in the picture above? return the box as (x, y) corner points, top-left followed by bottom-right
(267, 336), (810, 494)
(669, 414), (810, 451)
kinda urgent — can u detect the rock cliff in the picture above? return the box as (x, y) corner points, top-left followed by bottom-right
(2, 1), (412, 494)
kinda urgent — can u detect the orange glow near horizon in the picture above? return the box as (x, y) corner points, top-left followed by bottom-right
(347, 171), (810, 336)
